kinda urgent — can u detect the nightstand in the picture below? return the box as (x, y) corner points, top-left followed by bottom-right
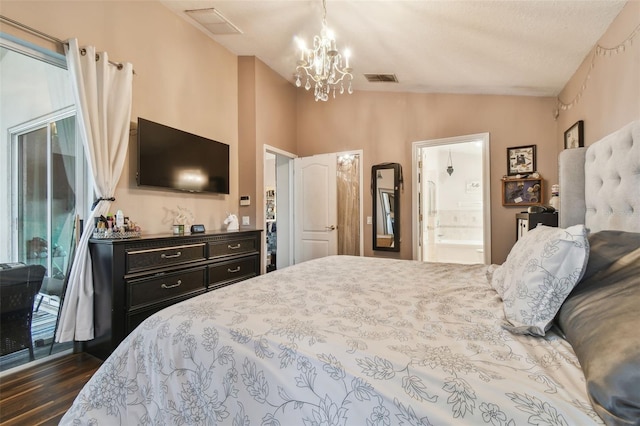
(516, 212), (558, 241)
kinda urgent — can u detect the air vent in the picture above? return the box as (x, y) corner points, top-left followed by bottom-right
(364, 73), (399, 83)
(185, 8), (243, 35)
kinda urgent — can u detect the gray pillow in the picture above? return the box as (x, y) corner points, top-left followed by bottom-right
(558, 230), (640, 425)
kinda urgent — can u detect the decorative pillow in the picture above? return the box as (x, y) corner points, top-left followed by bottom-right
(487, 263), (507, 298)
(558, 230), (640, 425)
(500, 224), (589, 336)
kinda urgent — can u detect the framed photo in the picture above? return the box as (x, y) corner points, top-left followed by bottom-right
(507, 145), (536, 176)
(564, 120), (584, 149)
(502, 178), (543, 206)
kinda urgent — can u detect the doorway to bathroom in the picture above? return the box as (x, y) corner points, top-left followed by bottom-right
(412, 133), (491, 264)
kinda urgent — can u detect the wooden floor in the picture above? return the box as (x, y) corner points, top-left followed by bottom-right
(0, 352), (102, 425)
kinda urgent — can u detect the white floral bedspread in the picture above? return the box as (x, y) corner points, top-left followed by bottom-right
(61, 255), (601, 425)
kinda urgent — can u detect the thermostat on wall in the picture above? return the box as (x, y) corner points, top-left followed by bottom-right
(240, 195), (251, 206)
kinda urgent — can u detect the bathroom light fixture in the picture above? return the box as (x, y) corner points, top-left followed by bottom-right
(446, 149), (454, 176)
(294, 0), (353, 101)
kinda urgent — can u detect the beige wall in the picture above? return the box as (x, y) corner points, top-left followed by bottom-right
(238, 57), (259, 225)
(296, 91), (557, 263)
(556, 1), (640, 147)
(238, 56), (297, 236)
(3, 0), (636, 264)
(253, 58), (298, 230)
(1, 1), (240, 234)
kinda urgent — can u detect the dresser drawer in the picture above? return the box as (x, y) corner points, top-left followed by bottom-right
(208, 236), (258, 259)
(208, 255), (258, 289)
(126, 293), (201, 334)
(126, 243), (206, 274)
(128, 267), (206, 309)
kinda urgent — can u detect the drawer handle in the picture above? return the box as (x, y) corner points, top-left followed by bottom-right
(161, 280), (182, 289)
(227, 266), (241, 273)
(227, 244), (241, 250)
(161, 251), (182, 259)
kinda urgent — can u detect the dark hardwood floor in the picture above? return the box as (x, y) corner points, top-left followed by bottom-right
(0, 352), (102, 425)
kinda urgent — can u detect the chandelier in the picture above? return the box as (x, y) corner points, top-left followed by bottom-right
(294, 0), (353, 101)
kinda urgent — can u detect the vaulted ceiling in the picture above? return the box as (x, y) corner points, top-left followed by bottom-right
(161, 0), (627, 97)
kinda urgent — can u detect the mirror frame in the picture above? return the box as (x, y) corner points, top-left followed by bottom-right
(372, 163), (401, 251)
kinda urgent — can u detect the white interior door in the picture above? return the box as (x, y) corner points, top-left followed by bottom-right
(294, 153), (337, 263)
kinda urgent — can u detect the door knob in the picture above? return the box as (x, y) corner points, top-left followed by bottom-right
(325, 225), (336, 231)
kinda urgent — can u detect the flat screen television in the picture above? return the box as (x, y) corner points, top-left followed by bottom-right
(137, 118), (230, 194)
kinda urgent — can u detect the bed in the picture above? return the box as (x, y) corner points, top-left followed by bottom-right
(61, 120), (640, 426)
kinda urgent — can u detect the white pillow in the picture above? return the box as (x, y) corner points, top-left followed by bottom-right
(488, 263), (507, 298)
(500, 224), (589, 336)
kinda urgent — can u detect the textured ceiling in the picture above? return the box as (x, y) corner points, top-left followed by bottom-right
(161, 0), (627, 97)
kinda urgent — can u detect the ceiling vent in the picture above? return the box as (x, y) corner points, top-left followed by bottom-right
(364, 73), (399, 83)
(184, 8), (242, 35)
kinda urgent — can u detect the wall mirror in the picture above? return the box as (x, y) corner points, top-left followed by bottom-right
(372, 163), (401, 251)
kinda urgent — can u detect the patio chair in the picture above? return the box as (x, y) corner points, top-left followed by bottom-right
(0, 264), (46, 360)
(34, 276), (64, 312)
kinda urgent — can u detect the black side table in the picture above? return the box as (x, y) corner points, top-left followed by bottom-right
(516, 212), (558, 241)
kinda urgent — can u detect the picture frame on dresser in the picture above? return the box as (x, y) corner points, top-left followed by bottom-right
(506, 145), (536, 175)
(502, 178), (543, 206)
(564, 120), (584, 149)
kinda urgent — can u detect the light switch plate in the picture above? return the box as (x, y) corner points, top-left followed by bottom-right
(242, 216), (250, 225)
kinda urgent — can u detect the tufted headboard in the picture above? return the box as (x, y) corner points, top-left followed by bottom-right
(559, 120), (640, 232)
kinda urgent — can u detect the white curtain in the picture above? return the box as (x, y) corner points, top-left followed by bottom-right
(56, 39), (133, 342)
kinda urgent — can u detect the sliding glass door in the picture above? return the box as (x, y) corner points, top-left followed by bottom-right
(1, 34), (89, 370)
(16, 115), (77, 279)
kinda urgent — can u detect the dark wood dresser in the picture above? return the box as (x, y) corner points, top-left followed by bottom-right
(85, 229), (261, 359)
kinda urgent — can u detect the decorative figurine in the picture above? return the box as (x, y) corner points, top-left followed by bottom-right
(224, 213), (239, 231)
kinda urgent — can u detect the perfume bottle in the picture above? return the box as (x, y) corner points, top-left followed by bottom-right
(116, 210), (125, 230)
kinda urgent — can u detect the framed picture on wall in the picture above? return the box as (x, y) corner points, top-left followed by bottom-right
(502, 178), (543, 206)
(507, 145), (536, 176)
(564, 120), (584, 149)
